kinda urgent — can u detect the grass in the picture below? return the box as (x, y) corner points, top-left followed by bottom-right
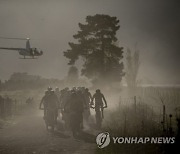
(95, 86), (180, 153)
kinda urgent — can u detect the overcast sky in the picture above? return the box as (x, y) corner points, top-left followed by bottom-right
(0, 0), (179, 84)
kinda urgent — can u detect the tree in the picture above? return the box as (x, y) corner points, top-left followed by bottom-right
(64, 14), (125, 87)
(125, 47), (140, 95)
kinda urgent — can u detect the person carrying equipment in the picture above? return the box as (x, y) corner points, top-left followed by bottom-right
(65, 90), (84, 137)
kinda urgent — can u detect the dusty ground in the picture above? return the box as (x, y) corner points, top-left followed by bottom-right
(0, 110), (97, 154)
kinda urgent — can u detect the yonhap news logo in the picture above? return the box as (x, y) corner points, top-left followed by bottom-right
(96, 132), (176, 148)
(96, 132), (111, 148)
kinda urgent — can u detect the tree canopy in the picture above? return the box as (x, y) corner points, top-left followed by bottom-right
(64, 14), (125, 86)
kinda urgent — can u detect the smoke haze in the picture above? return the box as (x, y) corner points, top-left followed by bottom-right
(0, 0), (179, 84)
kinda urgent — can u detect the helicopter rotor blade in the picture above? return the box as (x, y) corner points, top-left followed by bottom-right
(0, 37), (30, 40)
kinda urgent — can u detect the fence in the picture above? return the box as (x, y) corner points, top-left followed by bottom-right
(118, 95), (178, 135)
(0, 96), (35, 119)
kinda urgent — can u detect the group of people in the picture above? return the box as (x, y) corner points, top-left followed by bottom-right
(39, 86), (108, 136)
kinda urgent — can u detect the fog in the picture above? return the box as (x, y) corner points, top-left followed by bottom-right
(0, 0), (179, 85)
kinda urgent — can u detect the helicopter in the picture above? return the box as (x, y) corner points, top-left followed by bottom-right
(0, 37), (43, 59)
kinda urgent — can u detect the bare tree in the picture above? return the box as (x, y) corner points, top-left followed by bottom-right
(125, 46), (140, 96)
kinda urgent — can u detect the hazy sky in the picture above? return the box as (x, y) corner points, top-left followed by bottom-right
(0, 0), (179, 84)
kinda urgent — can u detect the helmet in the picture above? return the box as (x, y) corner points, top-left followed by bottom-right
(50, 90), (54, 94)
(64, 87), (69, 91)
(47, 86), (52, 91)
(72, 87), (77, 91)
(96, 89), (100, 93)
(71, 89), (76, 94)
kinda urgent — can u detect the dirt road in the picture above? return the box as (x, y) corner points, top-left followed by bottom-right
(0, 111), (97, 154)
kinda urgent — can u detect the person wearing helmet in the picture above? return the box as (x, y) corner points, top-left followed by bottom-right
(40, 87), (59, 121)
(39, 90), (50, 118)
(55, 87), (61, 119)
(55, 87), (61, 105)
(65, 90), (84, 137)
(83, 88), (92, 122)
(91, 89), (107, 128)
(39, 86), (52, 111)
(55, 87), (59, 91)
(47, 86), (52, 92)
(46, 90), (59, 124)
(91, 89), (107, 108)
(40, 89), (59, 131)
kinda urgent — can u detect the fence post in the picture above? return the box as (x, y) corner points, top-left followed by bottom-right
(151, 106), (154, 120)
(119, 96), (121, 109)
(169, 114), (173, 134)
(163, 105), (166, 131)
(134, 96), (136, 113)
(3, 99), (5, 118)
(124, 113), (127, 135)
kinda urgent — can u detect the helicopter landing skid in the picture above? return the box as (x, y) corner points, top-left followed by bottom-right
(19, 57), (38, 59)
